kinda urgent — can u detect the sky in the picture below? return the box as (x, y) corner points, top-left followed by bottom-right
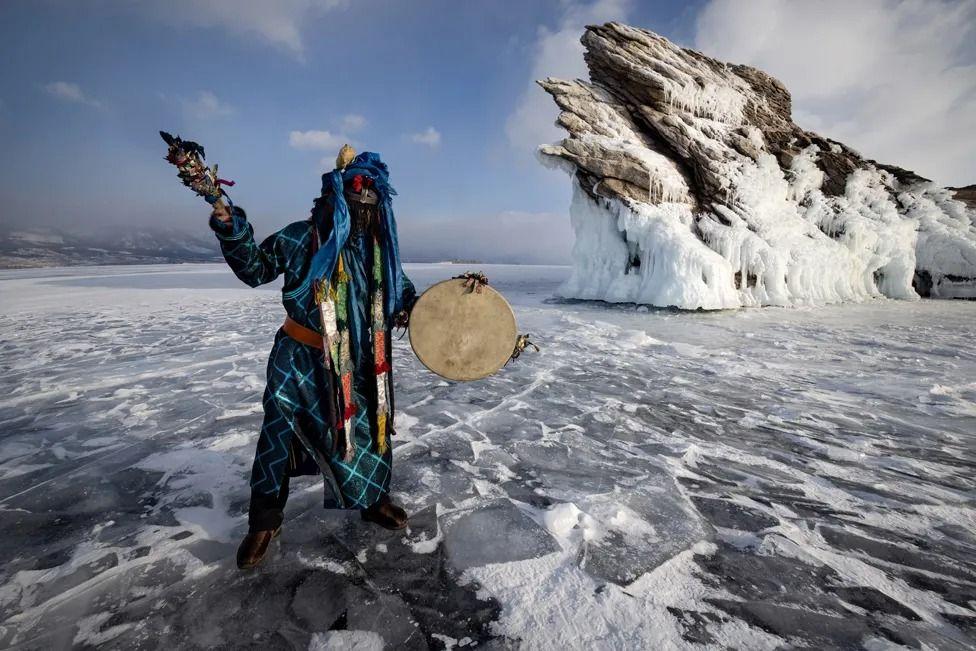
(0, 0), (973, 264)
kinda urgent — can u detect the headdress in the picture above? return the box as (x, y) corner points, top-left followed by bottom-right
(304, 150), (406, 321)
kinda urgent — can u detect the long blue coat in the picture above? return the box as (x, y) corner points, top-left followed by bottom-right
(210, 205), (416, 509)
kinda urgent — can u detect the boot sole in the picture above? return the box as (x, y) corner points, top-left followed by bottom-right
(360, 513), (409, 530)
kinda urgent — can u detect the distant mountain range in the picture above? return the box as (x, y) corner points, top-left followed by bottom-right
(0, 227), (491, 269)
(0, 226), (222, 268)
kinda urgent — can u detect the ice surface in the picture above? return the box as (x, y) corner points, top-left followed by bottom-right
(1, 264), (975, 648)
(442, 499), (560, 571)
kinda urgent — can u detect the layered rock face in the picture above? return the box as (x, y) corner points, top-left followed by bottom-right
(539, 22), (976, 308)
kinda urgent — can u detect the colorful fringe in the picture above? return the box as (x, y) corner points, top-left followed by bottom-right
(314, 236), (394, 460)
(372, 237), (391, 454)
(315, 276), (342, 451)
(334, 256), (356, 460)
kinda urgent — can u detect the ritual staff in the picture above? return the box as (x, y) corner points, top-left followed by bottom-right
(210, 145), (416, 569)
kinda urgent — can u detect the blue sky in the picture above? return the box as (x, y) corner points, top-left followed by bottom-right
(1, 0), (972, 263)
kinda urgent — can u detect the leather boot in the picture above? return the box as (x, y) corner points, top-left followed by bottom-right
(236, 526), (281, 569)
(361, 495), (409, 530)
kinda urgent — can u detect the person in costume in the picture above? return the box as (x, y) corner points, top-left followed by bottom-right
(209, 145), (417, 569)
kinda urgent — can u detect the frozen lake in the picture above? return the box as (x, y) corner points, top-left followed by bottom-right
(1, 263), (974, 649)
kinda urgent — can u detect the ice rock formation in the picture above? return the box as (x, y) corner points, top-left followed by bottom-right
(540, 22), (976, 308)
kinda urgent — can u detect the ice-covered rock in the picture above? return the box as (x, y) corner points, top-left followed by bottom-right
(539, 22), (976, 308)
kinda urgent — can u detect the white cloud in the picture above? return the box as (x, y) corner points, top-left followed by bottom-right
(409, 126), (442, 147)
(181, 91), (234, 119)
(289, 116), (363, 159)
(144, 0), (348, 59)
(341, 113), (367, 133)
(43, 81), (102, 108)
(398, 211), (573, 264)
(506, 0), (631, 151)
(695, 0), (976, 186)
(289, 129), (349, 151)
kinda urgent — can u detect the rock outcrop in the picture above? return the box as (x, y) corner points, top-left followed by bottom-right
(949, 185), (976, 210)
(539, 22), (976, 308)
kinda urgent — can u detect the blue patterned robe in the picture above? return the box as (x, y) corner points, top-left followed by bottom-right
(210, 206), (416, 509)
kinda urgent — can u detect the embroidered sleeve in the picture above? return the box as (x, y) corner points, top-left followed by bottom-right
(210, 206), (286, 287)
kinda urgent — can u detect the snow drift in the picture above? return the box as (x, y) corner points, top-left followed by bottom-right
(539, 23), (976, 309)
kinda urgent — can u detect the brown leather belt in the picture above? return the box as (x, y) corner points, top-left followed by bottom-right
(283, 316), (323, 349)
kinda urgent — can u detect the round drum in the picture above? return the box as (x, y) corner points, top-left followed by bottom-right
(408, 278), (517, 381)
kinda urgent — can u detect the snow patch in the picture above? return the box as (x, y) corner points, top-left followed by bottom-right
(465, 542), (779, 649)
(308, 630), (384, 650)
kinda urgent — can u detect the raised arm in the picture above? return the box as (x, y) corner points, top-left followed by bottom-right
(209, 204), (286, 288)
